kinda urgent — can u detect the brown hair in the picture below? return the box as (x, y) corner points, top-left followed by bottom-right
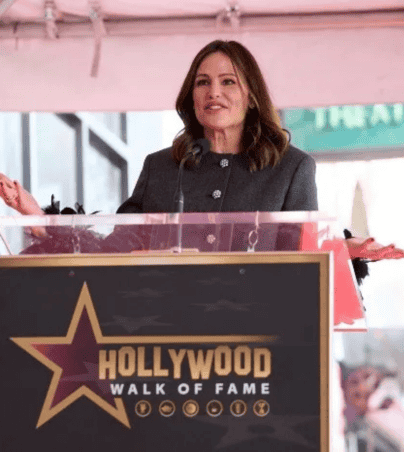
(172, 40), (289, 171)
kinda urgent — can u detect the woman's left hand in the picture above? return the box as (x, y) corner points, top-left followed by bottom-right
(345, 237), (404, 261)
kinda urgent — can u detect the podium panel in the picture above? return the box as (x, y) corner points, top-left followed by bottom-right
(0, 252), (331, 452)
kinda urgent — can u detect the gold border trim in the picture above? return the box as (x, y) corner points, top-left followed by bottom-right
(0, 251), (331, 267)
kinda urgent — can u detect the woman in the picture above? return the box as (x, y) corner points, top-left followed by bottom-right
(118, 40), (316, 214)
(0, 40), (403, 260)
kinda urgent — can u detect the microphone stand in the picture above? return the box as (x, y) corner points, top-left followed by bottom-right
(173, 139), (209, 253)
(175, 158), (187, 215)
(173, 156), (190, 253)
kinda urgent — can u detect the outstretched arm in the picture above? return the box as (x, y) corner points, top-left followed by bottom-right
(0, 173), (44, 216)
(0, 173), (46, 237)
(345, 236), (404, 261)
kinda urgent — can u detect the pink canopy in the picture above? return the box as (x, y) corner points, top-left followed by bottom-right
(0, 0), (403, 111)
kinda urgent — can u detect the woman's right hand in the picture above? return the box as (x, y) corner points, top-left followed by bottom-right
(0, 174), (44, 216)
(0, 174), (47, 237)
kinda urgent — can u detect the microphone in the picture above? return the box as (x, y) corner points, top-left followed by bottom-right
(186, 138), (210, 161)
(174, 138), (210, 214)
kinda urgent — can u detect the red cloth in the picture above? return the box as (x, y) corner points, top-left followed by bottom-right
(299, 223), (365, 325)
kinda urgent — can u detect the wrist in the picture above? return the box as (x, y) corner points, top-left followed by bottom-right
(19, 206), (45, 216)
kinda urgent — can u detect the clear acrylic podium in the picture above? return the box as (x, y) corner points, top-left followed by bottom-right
(0, 211), (365, 330)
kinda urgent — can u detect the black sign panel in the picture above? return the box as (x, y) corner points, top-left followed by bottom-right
(0, 252), (330, 451)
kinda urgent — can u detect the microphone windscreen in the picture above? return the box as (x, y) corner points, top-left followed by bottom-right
(191, 138), (210, 156)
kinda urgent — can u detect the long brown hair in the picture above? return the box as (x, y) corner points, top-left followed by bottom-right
(172, 40), (289, 171)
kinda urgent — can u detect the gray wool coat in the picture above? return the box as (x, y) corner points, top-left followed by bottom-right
(117, 145), (318, 214)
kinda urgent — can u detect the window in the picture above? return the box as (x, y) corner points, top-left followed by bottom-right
(84, 131), (127, 214)
(33, 113), (78, 208)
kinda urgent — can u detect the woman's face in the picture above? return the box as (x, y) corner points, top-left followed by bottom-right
(192, 52), (250, 136)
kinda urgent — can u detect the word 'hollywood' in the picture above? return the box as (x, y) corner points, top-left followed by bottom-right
(99, 345), (271, 380)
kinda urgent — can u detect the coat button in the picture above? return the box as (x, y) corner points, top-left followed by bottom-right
(220, 158), (229, 168)
(206, 234), (216, 244)
(212, 190), (222, 199)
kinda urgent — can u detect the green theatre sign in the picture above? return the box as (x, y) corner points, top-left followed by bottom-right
(284, 103), (404, 153)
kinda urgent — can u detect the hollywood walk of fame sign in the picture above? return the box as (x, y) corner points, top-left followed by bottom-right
(0, 252), (331, 451)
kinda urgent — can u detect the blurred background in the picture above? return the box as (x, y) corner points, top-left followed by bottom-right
(339, 328), (404, 452)
(1, 1), (404, 450)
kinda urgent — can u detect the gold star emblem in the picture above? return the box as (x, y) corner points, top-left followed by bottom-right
(11, 283), (130, 428)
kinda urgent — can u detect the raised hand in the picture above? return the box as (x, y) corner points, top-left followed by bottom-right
(346, 237), (404, 261)
(0, 174), (43, 215)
